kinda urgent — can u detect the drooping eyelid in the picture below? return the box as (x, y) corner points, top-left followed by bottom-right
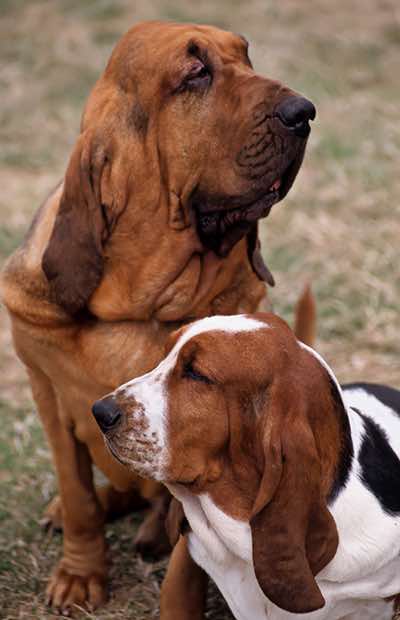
(187, 40), (209, 63)
(186, 59), (206, 77)
(183, 361), (215, 385)
(178, 343), (217, 385)
(186, 40), (213, 75)
(171, 55), (211, 95)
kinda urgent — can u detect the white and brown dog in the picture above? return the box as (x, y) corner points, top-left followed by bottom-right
(92, 314), (400, 620)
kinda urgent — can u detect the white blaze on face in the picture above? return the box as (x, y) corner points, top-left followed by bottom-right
(114, 315), (267, 480)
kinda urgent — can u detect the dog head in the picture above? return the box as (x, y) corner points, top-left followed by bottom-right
(42, 22), (315, 315)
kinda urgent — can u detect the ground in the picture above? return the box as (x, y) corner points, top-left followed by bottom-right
(0, 1), (399, 618)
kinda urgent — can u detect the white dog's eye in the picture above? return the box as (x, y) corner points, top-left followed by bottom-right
(182, 360), (213, 384)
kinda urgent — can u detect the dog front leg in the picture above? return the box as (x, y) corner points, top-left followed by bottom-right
(28, 368), (108, 614)
(160, 535), (208, 620)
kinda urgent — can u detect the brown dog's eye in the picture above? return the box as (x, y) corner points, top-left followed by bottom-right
(182, 360), (213, 384)
(182, 61), (212, 91)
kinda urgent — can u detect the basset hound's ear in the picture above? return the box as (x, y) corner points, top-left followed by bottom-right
(250, 358), (339, 614)
(166, 498), (189, 547)
(42, 129), (119, 315)
(246, 223), (275, 286)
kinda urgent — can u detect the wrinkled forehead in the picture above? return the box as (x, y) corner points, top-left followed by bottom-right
(134, 21), (246, 49)
(112, 21), (248, 71)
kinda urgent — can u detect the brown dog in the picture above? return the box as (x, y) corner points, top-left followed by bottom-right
(1, 21), (314, 613)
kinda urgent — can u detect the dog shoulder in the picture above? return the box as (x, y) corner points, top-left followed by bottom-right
(1, 183), (64, 322)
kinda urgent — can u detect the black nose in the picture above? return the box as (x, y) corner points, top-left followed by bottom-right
(275, 96), (316, 137)
(92, 397), (122, 432)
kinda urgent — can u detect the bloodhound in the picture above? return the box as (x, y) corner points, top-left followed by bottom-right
(1, 21), (315, 613)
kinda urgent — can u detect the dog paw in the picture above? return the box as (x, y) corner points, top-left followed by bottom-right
(40, 495), (63, 532)
(45, 565), (107, 614)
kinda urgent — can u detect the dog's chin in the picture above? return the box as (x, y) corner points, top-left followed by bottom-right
(194, 158), (299, 257)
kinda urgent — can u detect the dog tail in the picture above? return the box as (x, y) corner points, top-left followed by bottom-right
(294, 283), (316, 347)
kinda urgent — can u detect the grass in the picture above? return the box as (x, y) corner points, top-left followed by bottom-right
(0, 0), (399, 618)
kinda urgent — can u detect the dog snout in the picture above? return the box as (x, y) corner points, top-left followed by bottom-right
(92, 396), (122, 432)
(275, 96), (316, 138)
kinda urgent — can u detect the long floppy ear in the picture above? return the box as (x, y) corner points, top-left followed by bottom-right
(250, 378), (339, 614)
(246, 223), (275, 286)
(42, 130), (114, 315)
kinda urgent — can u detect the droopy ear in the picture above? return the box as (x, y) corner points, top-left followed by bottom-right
(250, 381), (338, 614)
(246, 223), (275, 287)
(42, 130), (114, 315)
(166, 498), (189, 547)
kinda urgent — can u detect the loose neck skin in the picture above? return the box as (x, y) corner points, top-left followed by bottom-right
(1, 182), (264, 327)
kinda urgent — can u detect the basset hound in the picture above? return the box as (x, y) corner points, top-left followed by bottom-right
(93, 313), (400, 620)
(1, 21), (315, 611)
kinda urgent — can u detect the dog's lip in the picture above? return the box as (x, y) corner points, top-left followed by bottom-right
(196, 190), (279, 242)
(103, 436), (127, 466)
(269, 178), (281, 192)
(196, 185), (279, 219)
(195, 157), (297, 220)
(196, 172), (285, 227)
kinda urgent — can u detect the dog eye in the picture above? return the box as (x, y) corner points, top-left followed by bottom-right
(183, 62), (212, 91)
(182, 361), (213, 384)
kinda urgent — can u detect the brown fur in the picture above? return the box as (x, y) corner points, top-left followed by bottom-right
(1, 21), (311, 612)
(249, 330), (338, 613)
(294, 282), (316, 346)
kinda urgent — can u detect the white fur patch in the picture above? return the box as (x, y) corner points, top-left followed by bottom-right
(322, 389), (400, 582)
(173, 314), (267, 349)
(169, 483), (396, 620)
(114, 366), (168, 479)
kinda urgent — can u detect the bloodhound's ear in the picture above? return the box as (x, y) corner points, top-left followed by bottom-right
(250, 376), (338, 614)
(42, 130), (115, 315)
(246, 223), (275, 286)
(166, 498), (189, 547)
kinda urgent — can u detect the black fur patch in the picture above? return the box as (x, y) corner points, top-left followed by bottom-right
(327, 378), (354, 504)
(343, 382), (400, 416)
(354, 407), (400, 516)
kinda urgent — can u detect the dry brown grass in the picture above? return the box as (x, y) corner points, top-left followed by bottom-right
(0, 1), (399, 618)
